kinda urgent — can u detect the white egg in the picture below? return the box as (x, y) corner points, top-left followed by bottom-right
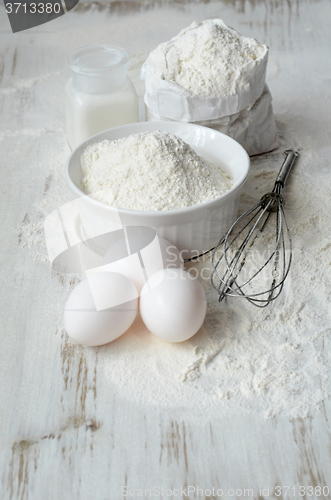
(102, 230), (183, 293)
(64, 272), (138, 346)
(140, 268), (207, 343)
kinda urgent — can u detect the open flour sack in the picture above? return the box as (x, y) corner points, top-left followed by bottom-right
(145, 84), (278, 156)
(141, 19), (278, 156)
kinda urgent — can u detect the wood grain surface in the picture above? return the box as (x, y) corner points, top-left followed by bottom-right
(0, 1), (331, 499)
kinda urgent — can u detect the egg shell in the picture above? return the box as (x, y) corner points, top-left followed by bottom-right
(140, 268), (207, 343)
(64, 272), (138, 346)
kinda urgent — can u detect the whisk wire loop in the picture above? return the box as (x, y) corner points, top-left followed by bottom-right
(211, 150), (298, 307)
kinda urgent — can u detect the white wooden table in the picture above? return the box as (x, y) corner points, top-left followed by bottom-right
(1, 1), (331, 499)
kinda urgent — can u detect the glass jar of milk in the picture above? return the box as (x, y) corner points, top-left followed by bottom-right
(65, 45), (139, 150)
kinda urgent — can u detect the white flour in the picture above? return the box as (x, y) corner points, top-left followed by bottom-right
(81, 130), (232, 211)
(146, 19), (267, 98)
(18, 139), (331, 423)
(14, 23), (331, 423)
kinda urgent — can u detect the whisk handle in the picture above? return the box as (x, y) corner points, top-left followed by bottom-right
(276, 149), (299, 188)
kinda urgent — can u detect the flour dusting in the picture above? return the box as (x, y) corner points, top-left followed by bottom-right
(17, 132), (331, 424)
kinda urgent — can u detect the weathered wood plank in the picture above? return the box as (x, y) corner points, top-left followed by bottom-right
(1, 1), (331, 499)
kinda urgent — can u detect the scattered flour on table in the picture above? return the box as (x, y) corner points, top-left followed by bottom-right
(18, 142), (331, 423)
(81, 130), (232, 211)
(145, 19), (267, 97)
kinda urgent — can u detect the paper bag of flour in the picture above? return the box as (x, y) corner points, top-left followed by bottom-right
(141, 19), (278, 156)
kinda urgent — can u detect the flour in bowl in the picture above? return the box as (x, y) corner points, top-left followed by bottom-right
(80, 130), (232, 211)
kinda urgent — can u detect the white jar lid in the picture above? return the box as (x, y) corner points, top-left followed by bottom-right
(69, 45), (129, 93)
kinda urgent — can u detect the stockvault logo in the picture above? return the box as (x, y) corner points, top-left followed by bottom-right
(3, 0), (79, 33)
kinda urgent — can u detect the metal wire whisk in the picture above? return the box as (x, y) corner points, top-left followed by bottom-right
(211, 149), (299, 307)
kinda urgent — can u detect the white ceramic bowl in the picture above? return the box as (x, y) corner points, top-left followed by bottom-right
(66, 121), (250, 259)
